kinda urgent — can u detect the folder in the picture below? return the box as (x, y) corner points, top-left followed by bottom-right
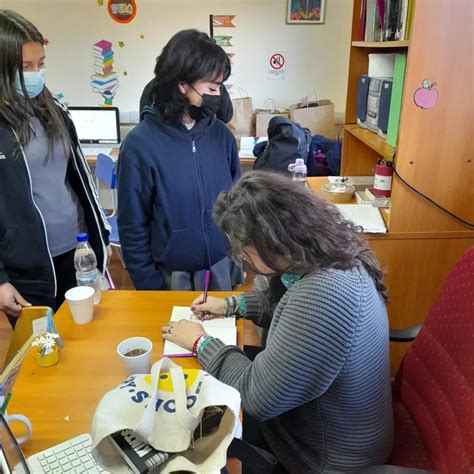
(357, 75), (370, 123)
(386, 54), (407, 147)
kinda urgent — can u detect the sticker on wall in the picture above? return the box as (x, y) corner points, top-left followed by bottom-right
(214, 36), (233, 47)
(43, 38), (50, 46)
(227, 53), (235, 64)
(107, 0), (137, 24)
(118, 41), (125, 48)
(90, 40), (119, 107)
(268, 51), (286, 80)
(97, 0), (104, 5)
(414, 79), (438, 110)
(212, 15), (235, 28)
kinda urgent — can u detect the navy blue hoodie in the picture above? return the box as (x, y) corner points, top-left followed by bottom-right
(117, 106), (240, 290)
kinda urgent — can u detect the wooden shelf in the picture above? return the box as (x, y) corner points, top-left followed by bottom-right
(345, 125), (395, 161)
(351, 40), (409, 48)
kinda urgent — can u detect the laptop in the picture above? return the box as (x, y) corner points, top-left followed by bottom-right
(0, 413), (131, 473)
(68, 106), (121, 156)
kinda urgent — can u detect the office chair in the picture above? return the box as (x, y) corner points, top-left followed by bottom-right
(95, 153), (125, 269)
(385, 246), (474, 473)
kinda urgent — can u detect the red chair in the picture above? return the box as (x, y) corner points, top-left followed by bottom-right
(388, 246), (474, 473)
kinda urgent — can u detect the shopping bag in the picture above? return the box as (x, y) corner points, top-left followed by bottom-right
(92, 357), (241, 473)
(255, 99), (289, 136)
(227, 89), (255, 138)
(289, 91), (335, 138)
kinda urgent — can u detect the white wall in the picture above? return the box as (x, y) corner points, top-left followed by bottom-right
(1, 0), (352, 122)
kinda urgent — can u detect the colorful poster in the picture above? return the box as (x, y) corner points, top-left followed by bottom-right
(90, 40), (119, 107)
(212, 15), (235, 28)
(287, 0), (325, 24)
(214, 36), (233, 47)
(107, 0), (137, 24)
(268, 51), (286, 80)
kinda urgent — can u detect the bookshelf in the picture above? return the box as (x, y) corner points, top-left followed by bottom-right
(343, 0), (474, 373)
(351, 40), (409, 48)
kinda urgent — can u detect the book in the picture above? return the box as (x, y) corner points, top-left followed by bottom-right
(358, 0), (367, 41)
(108, 430), (169, 474)
(163, 306), (236, 357)
(405, 0), (414, 39)
(365, 0), (380, 42)
(397, 0), (409, 40)
(336, 204), (387, 233)
(93, 40), (113, 53)
(386, 54), (407, 147)
(383, 0), (400, 41)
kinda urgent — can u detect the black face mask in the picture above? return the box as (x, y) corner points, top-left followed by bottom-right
(188, 87), (221, 120)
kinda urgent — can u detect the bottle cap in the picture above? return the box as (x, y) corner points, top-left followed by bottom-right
(288, 158), (307, 173)
(76, 233), (88, 242)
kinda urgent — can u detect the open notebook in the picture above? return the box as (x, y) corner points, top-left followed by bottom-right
(163, 306), (237, 357)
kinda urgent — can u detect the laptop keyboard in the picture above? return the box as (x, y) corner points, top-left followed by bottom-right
(27, 433), (109, 473)
(82, 148), (113, 156)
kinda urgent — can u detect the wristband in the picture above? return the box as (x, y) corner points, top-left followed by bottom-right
(197, 336), (215, 358)
(192, 335), (206, 355)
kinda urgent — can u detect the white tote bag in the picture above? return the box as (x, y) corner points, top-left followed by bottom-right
(92, 357), (242, 473)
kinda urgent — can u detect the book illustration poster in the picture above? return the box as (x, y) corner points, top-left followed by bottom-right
(91, 40), (119, 107)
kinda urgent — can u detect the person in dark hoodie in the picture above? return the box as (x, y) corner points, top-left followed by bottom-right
(0, 10), (111, 324)
(117, 30), (242, 291)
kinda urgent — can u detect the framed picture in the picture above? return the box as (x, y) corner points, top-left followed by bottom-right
(287, 0), (325, 24)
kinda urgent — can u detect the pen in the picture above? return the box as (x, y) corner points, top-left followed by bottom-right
(201, 270), (211, 320)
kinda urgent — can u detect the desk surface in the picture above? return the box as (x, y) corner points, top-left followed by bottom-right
(9, 290), (241, 456)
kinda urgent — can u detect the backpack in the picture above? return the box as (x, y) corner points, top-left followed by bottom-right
(253, 116), (314, 175)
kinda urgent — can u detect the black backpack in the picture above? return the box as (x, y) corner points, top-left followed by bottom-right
(253, 116), (314, 175)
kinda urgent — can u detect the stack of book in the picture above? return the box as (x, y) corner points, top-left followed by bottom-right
(91, 40), (119, 107)
(359, 0), (414, 42)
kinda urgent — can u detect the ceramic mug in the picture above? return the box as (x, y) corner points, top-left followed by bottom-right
(5, 412), (32, 445)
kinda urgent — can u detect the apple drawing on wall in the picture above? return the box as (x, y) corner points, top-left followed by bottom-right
(414, 80), (438, 109)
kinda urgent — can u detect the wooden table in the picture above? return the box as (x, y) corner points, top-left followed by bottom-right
(9, 290), (242, 456)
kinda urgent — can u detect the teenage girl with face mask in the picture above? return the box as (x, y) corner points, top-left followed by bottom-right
(117, 29), (242, 291)
(0, 10), (111, 325)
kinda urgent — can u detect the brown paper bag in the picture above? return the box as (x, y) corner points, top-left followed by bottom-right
(289, 94), (335, 138)
(255, 99), (289, 136)
(227, 95), (255, 138)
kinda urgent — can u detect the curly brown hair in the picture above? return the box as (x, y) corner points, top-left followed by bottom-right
(214, 171), (388, 303)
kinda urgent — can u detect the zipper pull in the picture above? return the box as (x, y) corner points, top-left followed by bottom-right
(192, 140), (196, 153)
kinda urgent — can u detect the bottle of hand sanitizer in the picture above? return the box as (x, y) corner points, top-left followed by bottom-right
(288, 158), (307, 187)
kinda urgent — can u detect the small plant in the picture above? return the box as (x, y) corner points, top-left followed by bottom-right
(32, 333), (60, 357)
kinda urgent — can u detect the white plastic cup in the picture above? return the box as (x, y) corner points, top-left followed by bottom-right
(65, 286), (95, 324)
(117, 337), (153, 376)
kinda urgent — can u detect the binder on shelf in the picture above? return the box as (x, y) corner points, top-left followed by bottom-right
(356, 75), (370, 125)
(366, 78), (384, 132)
(383, 0), (400, 41)
(377, 79), (393, 136)
(386, 54), (407, 147)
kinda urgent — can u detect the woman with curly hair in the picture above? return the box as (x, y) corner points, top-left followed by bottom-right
(162, 171), (393, 473)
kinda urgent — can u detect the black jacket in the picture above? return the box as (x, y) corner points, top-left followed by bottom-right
(0, 98), (110, 300)
(139, 80), (234, 123)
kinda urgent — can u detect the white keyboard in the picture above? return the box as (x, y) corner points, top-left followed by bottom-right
(27, 433), (109, 473)
(82, 148), (113, 156)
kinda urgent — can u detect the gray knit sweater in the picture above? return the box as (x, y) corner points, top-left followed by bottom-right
(199, 266), (393, 472)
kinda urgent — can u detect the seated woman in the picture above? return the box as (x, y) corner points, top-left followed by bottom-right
(162, 171), (393, 473)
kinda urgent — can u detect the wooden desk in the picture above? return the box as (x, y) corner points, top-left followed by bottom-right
(9, 290), (242, 456)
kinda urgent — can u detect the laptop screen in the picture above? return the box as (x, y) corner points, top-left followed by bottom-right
(68, 107), (120, 145)
(0, 414), (29, 473)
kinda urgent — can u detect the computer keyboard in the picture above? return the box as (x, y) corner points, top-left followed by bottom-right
(27, 433), (109, 473)
(82, 148), (113, 156)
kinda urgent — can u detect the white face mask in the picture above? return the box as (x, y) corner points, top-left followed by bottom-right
(15, 69), (46, 98)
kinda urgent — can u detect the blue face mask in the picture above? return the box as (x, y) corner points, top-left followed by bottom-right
(15, 69), (46, 98)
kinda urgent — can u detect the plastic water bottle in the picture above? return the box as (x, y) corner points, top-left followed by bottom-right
(288, 158), (308, 186)
(74, 233), (101, 304)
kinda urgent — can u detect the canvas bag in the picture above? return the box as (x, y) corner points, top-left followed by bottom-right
(255, 99), (289, 136)
(289, 91), (336, 138)
(92, 357), (242, 473)
(227, 89), (255, 138)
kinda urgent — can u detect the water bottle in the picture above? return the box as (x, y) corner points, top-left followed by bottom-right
(288, 158), (307, 186)
(74, 233), (101, 304)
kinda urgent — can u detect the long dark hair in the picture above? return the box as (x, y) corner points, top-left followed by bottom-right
(0, 10), (70, 157)
(214, 171), (388, 303)
(151, 29), (231, 123)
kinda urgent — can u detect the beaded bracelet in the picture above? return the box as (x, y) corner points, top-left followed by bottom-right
(192, 335), (206, 355)
(197, 336), (215, 358)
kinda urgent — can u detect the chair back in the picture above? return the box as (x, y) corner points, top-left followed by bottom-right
(393, 246), (474, 473)
(95, 153), (117, 189)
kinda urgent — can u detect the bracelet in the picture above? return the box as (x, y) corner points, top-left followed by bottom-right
(238, 294), (247, 318)
(197, 336), (215, 358)
(192, 335), (206, 355)
(224, 295), (240, 318)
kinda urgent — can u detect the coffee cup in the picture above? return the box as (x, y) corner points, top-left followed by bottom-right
(117, 337), (152, 376)
(65, 286), (95, 324)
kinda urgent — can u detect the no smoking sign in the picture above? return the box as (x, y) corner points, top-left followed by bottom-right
(268, 51), (286, 80)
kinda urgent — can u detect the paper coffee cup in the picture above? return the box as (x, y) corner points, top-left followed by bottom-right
(117, 337), (153, 376)
(65, 286), (95, 324)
